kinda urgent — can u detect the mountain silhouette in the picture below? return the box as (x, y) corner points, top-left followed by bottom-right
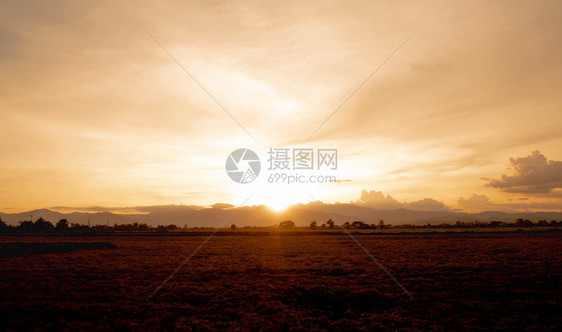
(2, 204), (562, 227)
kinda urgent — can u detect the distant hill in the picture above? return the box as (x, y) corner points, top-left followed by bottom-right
(2, 204), (562, 227)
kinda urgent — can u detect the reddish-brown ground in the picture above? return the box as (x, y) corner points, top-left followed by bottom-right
(0, 233), (560, 331)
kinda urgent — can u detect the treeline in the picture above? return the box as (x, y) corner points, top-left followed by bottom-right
(306, 218), (562, 230)
(392, 219), (561, 229)
(0, 217), (179, 233)
(1, 216), (561, 233)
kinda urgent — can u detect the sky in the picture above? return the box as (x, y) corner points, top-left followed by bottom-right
(1, 0), (561, 214)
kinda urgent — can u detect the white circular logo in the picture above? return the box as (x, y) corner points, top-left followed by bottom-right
(225, 148), (261, 184)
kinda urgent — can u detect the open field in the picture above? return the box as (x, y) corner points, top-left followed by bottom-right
(1, 233), (560, 331)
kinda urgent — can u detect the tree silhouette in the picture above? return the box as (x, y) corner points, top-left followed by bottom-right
(18, 220), (34, 232)
(56, 219), (69, 231)
(231, 224), (237, 230)
(515, 219), (533, 227)
(309, 221), (318, 230)
(34, 218), (54, 231)
(279, 220), (295, 229)
(351, 221), (368, 229)
(537, 219), (549, 227)
(326, 219), (335, 229)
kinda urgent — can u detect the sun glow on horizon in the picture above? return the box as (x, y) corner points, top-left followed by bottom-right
(266, 200), (292, 213)
(262, 188), (304, 212)
(243, 184), (312, 212)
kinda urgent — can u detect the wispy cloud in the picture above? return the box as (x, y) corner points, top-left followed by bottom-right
(0, 1), (561, 211)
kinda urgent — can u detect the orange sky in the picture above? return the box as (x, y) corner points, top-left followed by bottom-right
(1, 0), (561, 213)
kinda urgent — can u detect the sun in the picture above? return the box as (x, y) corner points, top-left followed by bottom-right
(233, 181), (314, 212)
(258, 185), (310, 212)
(266, 198), (293, 212)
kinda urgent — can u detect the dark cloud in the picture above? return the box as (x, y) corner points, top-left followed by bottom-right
(50, 204), (203, 214)
(486, 151), (562, 194)
(50, 206), (130, 213)
(211, 203), (236, 209)
(132, 205), (201, 213)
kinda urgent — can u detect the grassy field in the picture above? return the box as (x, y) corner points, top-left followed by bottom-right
(1, 232), (560, 331)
